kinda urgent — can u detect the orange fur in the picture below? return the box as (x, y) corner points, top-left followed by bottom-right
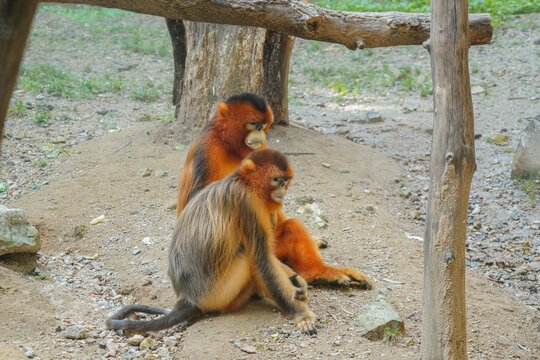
(176, 93), (372, 288)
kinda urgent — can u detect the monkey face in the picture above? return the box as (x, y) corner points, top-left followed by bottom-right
(245, 122), (268, 150)
(270, 177), (290, 204)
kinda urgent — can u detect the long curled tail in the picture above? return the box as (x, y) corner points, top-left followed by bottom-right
(106, 299), (202, 332)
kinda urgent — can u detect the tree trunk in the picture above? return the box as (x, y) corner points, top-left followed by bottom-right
(0, 0), (38, 151)
(43, 0), (492, 49)
(422, 0), (476, 358)
(166, 21), (293, 127)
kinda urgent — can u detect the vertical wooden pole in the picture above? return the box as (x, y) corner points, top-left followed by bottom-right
(0, 0), (38, 150)
(422, 0), (476, 358)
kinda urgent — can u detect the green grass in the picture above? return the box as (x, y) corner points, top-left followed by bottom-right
(303, 63), (432, 97)
(91, 23), (171, 57)
(34, 109), (52, 126)
(18, 65), (126, 99)
(8, 100), (27, 118)
(315, 0), (540, 26)
(39, 4), (130, 23)
(131, 81), (159, 102)
(515, 176), (540, 202)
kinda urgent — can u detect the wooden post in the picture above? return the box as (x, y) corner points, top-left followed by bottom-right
(0, 0), (38, 150)
(422, 0), (476, 358)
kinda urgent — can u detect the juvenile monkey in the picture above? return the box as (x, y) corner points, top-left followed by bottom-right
(176, 93), (373, 288)
(107, 149), (317, 334)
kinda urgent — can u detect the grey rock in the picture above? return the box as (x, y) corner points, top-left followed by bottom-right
(25, 349), (35, 358)
(64, 325), (87, 340)
(0, 205), (40, 256)
(351, 111), (383, 124)
(356, 297), (405, 340)
(137, 168), (152, 177)
(155, 170), (168, 178)
(512, 115), (540, 178)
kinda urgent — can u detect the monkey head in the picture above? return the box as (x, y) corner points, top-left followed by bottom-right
(237, 149), (293, 212)
(215, 93), (274, 158)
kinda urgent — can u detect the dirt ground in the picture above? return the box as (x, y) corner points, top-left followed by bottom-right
(1, 7), (539, 360)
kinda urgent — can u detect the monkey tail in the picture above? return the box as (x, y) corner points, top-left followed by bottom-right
(106, 299), (202, 332)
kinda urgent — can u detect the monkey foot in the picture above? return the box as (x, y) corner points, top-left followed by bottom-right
(293, 311), (317, 335)
(313, 236), (328, 249)
(309, 268), (373, 290)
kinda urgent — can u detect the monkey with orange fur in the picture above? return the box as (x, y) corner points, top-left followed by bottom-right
(108, 149), (317, 334)
(176, 93), (372, 289)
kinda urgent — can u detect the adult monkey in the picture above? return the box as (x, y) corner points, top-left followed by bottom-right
(177, 93), (372, 288)
(108, 150), (317, 334)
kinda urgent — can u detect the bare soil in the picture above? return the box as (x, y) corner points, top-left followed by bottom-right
(0, 8), (539, 360)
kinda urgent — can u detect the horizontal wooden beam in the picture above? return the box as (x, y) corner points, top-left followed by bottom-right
(42, 0), (492, 49)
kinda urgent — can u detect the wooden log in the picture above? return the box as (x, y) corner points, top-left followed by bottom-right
(0, 0), (38, 150)
(422, 0), (476, 358)
(42, 0), (492, 49)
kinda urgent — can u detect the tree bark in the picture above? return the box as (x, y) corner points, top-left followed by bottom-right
(43, 0), (492, 49)
(166, 21), (293, 126)
(0, 0), (38, 151)
(422, 0), (476, 358)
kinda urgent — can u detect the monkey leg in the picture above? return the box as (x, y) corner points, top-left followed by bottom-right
(252, 257), (317, 335)
(274, 218), (373, 289)
(198, 255), (254, 313)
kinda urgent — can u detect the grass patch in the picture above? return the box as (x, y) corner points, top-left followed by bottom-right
(131, 81), (159, 102)
(514, 176), (540, 202)
(91, 23), (171, 57)
(34, 109), (53, 127)
(303, 63), (431, 97)
(8, 100), (28, 118)
(39, 4), (130, 23)
(18, 65), (126, 99)
(315, 0), (540, 26)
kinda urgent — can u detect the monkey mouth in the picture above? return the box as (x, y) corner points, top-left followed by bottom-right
(272, 194), (285, 203)
(246, 140), (263, 150)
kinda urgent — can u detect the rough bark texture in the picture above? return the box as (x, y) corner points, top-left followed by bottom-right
(43, 0), (492, 49)
(0, 0), (38, 151)
(167, 21), (293, 126)
(422, 0), (476, 359)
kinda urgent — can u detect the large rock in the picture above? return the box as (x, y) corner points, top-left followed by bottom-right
(512, 115), (540, 179)
(0, 205), (40, 256)
(356, 297), (405, 340)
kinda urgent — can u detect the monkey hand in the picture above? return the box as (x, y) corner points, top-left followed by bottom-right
(289, 273), (308, 301)
(312, 236), (328, 249)
(293, 307), (317, 335)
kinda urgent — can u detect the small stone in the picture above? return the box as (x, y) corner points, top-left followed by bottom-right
(137, 168), (152, 177)
(240, 345), (257, 354)
(296, 195), (315, 205)
(471, 85), (485, 95)
(322, 163), (331, 168)
(63, 257), (73, 265)
(73, 224), (88, 238)
(35, 94), (44, 100)
(51, 136), (67, 144)
(90, 214), (105, 225)
(127, 335), (144, 346)
(487, 133), (510, 146)
(163, 336), (177, 347)
(26, 349), (36, 358)
(64, 325), (87, 340)
(132, 248), (141, 255)
(139, 337), (155, 350)
(155, 170), (168, 178)
(166, 201), (177, 211)
(527, 273), (536, 281)
(366, 205), (376, 212)
(55, 325), (63, 332)
(97, 109), (108, 115)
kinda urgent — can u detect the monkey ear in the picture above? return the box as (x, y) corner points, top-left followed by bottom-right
(240, 159), (256, 174)
(217, 103), (229, 119)
(265, 105), (274, 130)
